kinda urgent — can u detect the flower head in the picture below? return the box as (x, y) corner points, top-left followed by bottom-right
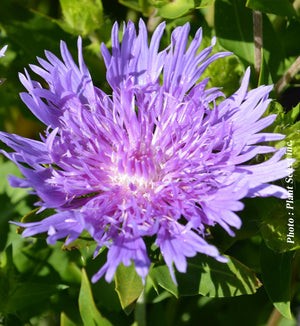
(0, 20), (293, 283)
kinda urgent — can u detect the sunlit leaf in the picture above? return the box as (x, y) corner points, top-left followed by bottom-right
(0, 0), (300, 323)
(194, 0), (216, 8)
(79, 268), (113, 326)
(59, 0), (103, 35)
(154, 0), (194, 19)
(201, 51), (244, 98)
(215, 0), (254, 65)
(149, 264), (178, 297)
(62, 230), (96, 251)
(149, 255), (262, 298)
(47, 242), (83, 284)
(61, 312), (78, 326)
(118, 0), (154, 15)
(115, 262), (144, 315)
(153, 0), (215, 19)
(0, 161), (28, 203)
(0, 163), (31, 250)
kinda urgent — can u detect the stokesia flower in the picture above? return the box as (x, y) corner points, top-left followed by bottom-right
(0, 20), (294, 283)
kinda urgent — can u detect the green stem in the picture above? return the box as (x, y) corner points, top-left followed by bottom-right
(134, 289), (146, 326)
(253, 10), (263, 82)
(147, 8), (163, 33)
(275, 56), (300, 96)
(266, 308), (283, 326)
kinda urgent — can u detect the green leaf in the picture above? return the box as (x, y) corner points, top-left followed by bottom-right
(59, 0), (103, 35)
(47, 242), (83, 284)
(215, 0), (254, 65)
(260, 242), (293, 319)
(285, 104), (300, 125)
(149, 264), (179, 297)
(6, 282), (60, 312)
(280, 20), (300, 57)
(265, 102), (300, 181)
(119, 0), (142, 11)
(179, 255), (262, 297)
(201, 52), (244, 98)
(118, 0), (154, 15)
(154, 0), (194, 19)
(194, 0), (216, 8)
(13, 239), (53, 275)
(149, 255), (262, 298)
(79, 268), (113, 326)
(0, 196), (11, 251)
(0, 192), (30, 251)
(246, 0), (297, 18)
(0, 245), (17, 313)
(153, 0), (215, 19)
(0, 0), (72, 69)
(258, 48), (274, 86)
(62, 230), (97, 251)
(20, 207), (56, 224)
(61, 312), (78, 326)
(115, 262), (144, 315)
(0, 160), (28, 203)
(216, 5), (285, 82)
(0, 244), (62, 319)
(16, 207), (56, 236)
(259, 197), (300, 252)
(261, 14), (286, 84)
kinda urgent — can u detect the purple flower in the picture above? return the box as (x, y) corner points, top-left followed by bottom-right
(0, 20), (293, 283)
(0, 44), (7, 58)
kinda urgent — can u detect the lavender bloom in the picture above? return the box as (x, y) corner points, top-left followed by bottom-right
(0, 45), (7, 58)
(0, 20), (293, 283)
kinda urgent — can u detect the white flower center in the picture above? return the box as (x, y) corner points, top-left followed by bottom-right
(110, 149), (157, 193)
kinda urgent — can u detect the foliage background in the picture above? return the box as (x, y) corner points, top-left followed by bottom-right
(0, 0), (300, 325)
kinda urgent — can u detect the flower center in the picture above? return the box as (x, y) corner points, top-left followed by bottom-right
(110, 148), (157, 193)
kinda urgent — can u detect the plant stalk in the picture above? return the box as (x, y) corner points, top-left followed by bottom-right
(253, 10), (263, 81)
(134, 289), (146, 326)
(266, 308), (283, 326)
(275, 56), (300, 96)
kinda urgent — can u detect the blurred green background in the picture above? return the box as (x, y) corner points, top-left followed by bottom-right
(0, 0), (300, 325)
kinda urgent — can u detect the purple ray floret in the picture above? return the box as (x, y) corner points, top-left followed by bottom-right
(0, 44), (7, 58)
(0, 20), (294, 283)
